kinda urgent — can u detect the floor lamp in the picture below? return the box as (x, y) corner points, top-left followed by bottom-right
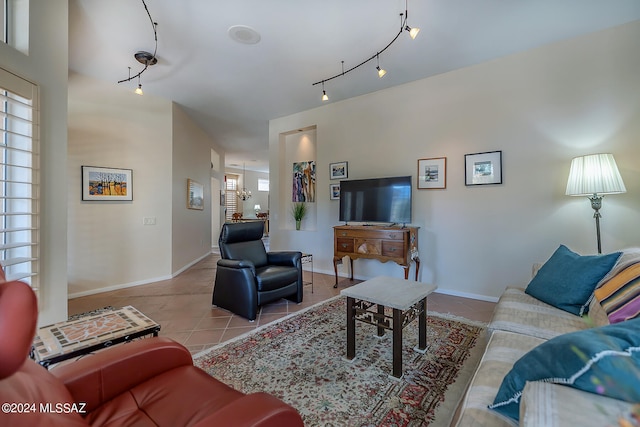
(565, 153), (626, 254)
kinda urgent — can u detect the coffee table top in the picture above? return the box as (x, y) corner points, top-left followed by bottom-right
(32, 306), (159, 363)
(341, 276), (437, 310)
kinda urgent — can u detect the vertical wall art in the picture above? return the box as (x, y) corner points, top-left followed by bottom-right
(187, 179), (204, 210)
(292, 161), (316, 202)
(417, 157), (446, 189)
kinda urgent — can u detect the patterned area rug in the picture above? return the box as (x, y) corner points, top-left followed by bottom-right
(194, 296), (486, 427)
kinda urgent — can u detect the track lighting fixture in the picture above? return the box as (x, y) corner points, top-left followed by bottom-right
(312, 0), (419, 98)
(117, 0), (159, 94)
(405, 25), (420, 39)
(135, 75), (144, 95)
(376, 54), (387, 78)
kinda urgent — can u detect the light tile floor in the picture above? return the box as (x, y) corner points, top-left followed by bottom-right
(68, 253), (496, 354)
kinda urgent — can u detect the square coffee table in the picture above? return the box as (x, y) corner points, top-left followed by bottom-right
(31, 306), (160, 368)
(340, 276), (437, 378)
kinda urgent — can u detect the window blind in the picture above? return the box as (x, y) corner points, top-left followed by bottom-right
(0, 68), (39, 300)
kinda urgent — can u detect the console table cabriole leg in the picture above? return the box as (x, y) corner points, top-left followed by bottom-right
(418, 298), (427, 350)
(333, 257), (340, 288)
(414, 257), (421, 281)
(392, 308), (403, 378)
(346, 297), (356, 360)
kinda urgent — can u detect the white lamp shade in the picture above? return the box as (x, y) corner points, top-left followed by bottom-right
(254, 204), (261, 210)
(565, 153), (626, 196)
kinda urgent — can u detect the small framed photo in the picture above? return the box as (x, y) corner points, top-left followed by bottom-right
(330, 183), (341, 200)
(82, 166), (133, 201)
(187, 179), (204, 210)
(417, 157), (446, 189)
(465, 150), (503, 186)
(329, 161), (348, 180)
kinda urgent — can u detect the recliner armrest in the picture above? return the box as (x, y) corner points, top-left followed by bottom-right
(218, 259), (256, 274)
(267, 251), (301, 267)
(52, 337), (193, 413)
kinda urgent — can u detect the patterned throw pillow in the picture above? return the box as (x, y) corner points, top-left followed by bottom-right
(489, 318), (640, 422)
(595, 263), (640, 323)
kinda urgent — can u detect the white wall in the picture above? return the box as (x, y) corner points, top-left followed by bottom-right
(68, 73), (174, 296)
(269, 21), (640, 301)
(68, 75), (226, 297)
(171, 104), (224, 272)
(0, 1), (69, 325)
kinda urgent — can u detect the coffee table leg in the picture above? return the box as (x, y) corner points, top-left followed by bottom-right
(346, 297), (355, 360)
(418, 297), (427, 351)
(392, 308), (403, 378)
(377, 304), (385, 337)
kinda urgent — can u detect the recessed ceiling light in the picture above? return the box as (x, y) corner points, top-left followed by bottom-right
(228, 25), (261, 45)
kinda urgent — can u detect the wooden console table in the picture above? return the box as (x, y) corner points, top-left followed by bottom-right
(333, 225), (420, 287)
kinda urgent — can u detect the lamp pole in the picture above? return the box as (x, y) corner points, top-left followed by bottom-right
(588, 194), (603, 254)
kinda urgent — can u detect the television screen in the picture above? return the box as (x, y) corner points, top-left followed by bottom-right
(339, 176), (412, 224)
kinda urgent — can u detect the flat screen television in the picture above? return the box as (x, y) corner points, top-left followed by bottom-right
(339, 176), (412, 225)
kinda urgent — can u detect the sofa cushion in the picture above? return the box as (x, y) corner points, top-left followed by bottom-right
(520, 381), (638, 427)
(454, 330), (546, 427)
(488, 287), (599, 341)
(524, 245), (621, 316)
(595, 263), (640, 323)
(489, 318), (640, 422)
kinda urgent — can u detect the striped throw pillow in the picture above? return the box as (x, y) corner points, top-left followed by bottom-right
(594, 263), (640, 323)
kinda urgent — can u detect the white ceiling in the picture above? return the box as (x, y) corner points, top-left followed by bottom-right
(68, 0), (640, 173)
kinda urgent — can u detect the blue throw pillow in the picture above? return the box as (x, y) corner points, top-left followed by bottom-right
(489, 318), (640, 422)
(525, 245), (621, 315)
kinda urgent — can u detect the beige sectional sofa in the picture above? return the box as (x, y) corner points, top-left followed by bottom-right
(454, 248), (640, 427)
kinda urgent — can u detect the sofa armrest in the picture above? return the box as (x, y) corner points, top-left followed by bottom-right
(267, 251), (301, 267)
(52, 337), (193, 413)
(193, 392), (304, 427)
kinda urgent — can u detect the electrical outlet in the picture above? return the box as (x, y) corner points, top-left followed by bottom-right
(143, 217), (156, 225)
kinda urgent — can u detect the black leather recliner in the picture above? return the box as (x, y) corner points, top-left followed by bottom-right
(213, 221), (303, 320)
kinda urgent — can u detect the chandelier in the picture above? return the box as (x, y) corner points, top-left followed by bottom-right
(237, 163), (252, 201)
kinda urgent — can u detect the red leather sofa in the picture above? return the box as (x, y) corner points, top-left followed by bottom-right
(0, 280), (304, 427)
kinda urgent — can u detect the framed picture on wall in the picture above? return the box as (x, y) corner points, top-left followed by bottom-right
(465, 150), (503, 186)
(329, 161), (348, 180)
(187, 179), (204, 210)
(330, 183), (340, 200)
(81, 166), (133, 201)
(417, 157), (446, 189)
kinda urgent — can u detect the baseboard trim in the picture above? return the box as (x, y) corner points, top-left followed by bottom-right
(68, 251), (212, 299)
(314, 266), (499, 303)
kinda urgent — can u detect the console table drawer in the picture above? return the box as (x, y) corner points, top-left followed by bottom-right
(382, 241), (404, 257)
(355, 239), (381, 255)
(336, 238), (354, 253)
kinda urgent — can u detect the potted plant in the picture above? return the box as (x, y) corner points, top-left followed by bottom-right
(291, 202), (307, 230)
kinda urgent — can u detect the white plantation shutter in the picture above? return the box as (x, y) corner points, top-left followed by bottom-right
(0, 68), (39, 300)
(225, 175), (238, 221)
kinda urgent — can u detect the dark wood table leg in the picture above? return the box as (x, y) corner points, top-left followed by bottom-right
(392, 308), (403, 378)
(346, 297), (355, 360)
(418, 298), (427, 351)
(377, 304), (385, 337)
(349, 257), (354, 281)
(333, 257), (340, 288)
(414, 257), (421, 281)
